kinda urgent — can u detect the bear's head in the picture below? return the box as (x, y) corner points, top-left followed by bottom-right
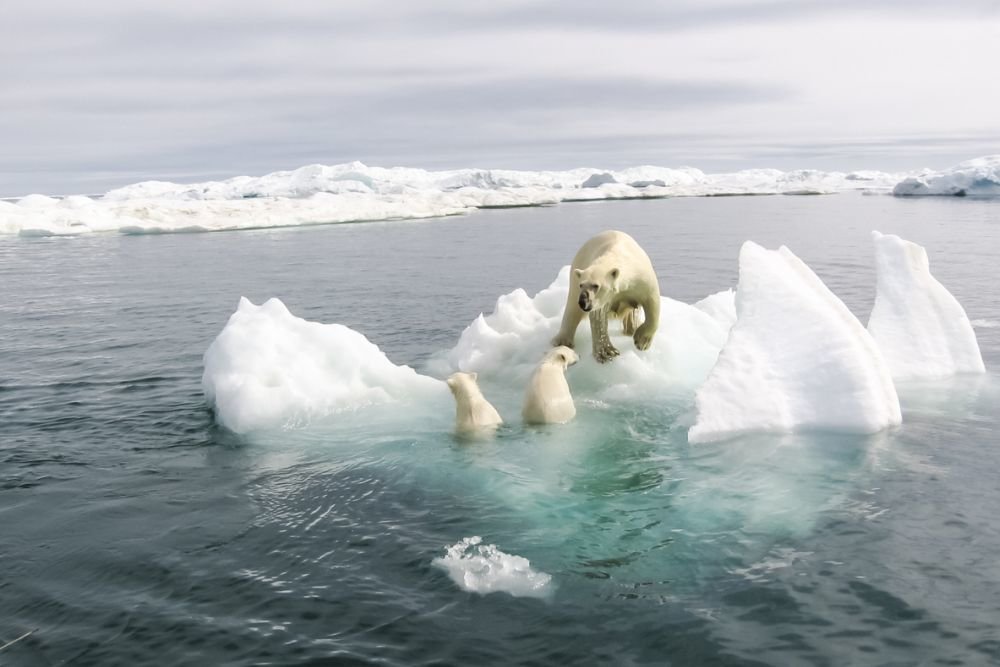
(544, 346), (579, 369)
(446, 371), (480, 397)
(573, 266), (620, 312)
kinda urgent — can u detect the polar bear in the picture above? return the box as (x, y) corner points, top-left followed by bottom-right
(446, 371), (503, 433)
(522, 346), (579, 424)
(552, 230), (661, 363)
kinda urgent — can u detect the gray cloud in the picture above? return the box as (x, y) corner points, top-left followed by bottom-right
(1, 0), (998, 195)
(437, 0), (1000, 34)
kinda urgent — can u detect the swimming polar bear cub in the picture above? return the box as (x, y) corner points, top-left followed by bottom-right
(522, 346), (579, 424)
(447, 372), (503, 433)
(552, 230), (661, 363)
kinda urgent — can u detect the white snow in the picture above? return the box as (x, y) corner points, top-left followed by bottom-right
(689, 242), (901, 443)
(867, 231), (985, 379)
(0, 161), (905, 236)
(893, 155), (1000, 197)
(202, 297), (446, 434)
(432, 536), (553, 599)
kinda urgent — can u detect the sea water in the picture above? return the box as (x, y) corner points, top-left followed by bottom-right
(1, 193), (999, 665)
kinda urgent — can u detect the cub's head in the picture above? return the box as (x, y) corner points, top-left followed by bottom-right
(446, 371), (479, 397)
(574, 266), (620, 312)
(543, 346), (579, 369)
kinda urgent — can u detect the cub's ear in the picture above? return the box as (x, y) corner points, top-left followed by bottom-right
(609, 268), (620, 281)
(469, 372), (478, 382)
(446, 376), (456, 388)
(574, 268), (583, 279)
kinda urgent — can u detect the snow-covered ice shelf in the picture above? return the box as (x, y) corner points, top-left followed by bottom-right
(1, 161), (906, 236)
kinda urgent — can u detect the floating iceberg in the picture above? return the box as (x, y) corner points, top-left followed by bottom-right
(201, 233), (986, 441)
(893, 155), (1000, 197)
(202, 297), (446, 433)
(432, 536), (553, 599)
(1, 161), (905, 236)
(689, 242), (901, 443)
(868, 231), (985, 379)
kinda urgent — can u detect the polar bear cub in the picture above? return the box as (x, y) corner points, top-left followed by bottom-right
(446, 371), (503, 433)
(552, 230), (661, 363)
(522, 346), (579, 424)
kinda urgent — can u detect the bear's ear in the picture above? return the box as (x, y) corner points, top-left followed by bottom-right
(446, 376), (456, 388)
(469, 372), (478, 382)
(574, 268), (583, 279)
(609, 268), (620, 281)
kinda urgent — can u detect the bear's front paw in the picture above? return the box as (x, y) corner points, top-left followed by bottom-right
(594, 343), (620, 364)
(633, 329), (654, 351)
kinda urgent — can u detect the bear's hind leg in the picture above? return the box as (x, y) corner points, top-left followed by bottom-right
(619, 305), (644, 336)
(633, 297), (659, 351)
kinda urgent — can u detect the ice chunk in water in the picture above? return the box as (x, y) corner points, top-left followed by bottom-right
(868, 231), (985, 379)
(432, 536), (553, 599)
(690, 242), (901, 443)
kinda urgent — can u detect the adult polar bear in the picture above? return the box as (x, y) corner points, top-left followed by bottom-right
(552, 230), (661, 363)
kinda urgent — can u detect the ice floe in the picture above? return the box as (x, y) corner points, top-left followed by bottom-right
(893, 155), (1000, 197)
(689, 242), (901, 443)
(202, 231), (986, 442)
(868, 231), (985, 379)
(425, 266), (735, 400)
(432, 536), (553, 599)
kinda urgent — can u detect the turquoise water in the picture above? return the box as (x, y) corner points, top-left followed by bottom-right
(2, 194), (999, 665)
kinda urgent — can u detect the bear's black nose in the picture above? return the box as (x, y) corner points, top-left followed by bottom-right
(578, 295), (591, 311)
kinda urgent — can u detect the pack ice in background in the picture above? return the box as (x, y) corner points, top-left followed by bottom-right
(203, 232), (985, 443)
(2, 154), (998, 236)
(893, 155), (1000, 197)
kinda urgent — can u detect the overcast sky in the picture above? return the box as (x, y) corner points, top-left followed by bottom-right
(3, 0), (999, 195)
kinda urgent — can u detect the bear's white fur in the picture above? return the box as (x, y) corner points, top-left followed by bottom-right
(552, 230), (661, 363)
(446, 371), (503, 433)
(522, 346), (579, 424)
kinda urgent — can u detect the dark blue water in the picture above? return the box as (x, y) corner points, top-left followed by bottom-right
(2, 194), (999, 666)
